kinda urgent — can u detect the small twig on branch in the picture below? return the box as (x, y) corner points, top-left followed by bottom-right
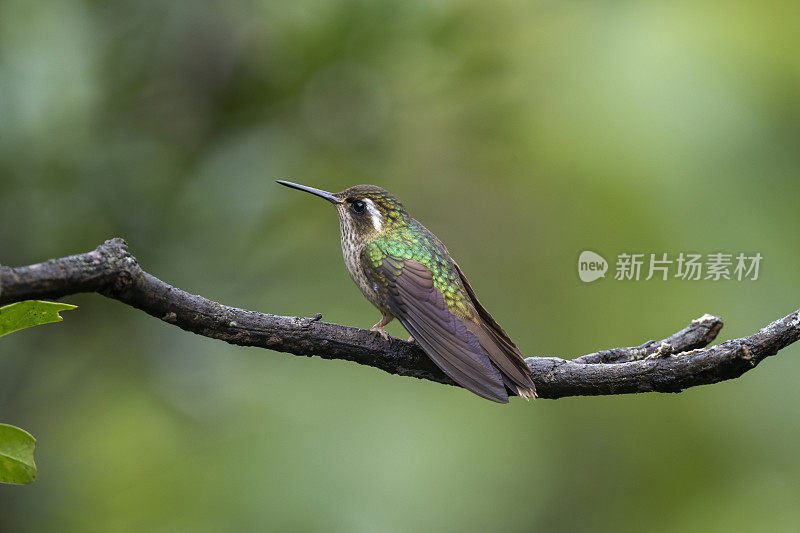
(573, 314), (724, 364)
(1, 238), (798, 399)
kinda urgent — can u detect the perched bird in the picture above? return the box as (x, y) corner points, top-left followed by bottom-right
(276, 181), (536, 403)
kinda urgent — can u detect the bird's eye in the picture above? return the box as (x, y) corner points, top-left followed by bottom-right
(352, 200), (366, 214)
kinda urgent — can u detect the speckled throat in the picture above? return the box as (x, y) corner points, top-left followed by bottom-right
(336, 205), (387, 312)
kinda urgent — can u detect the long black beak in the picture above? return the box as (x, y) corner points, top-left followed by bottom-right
(276, 180), (342, 204)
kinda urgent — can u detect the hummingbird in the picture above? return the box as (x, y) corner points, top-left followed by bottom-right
(276, 181), (536, 403)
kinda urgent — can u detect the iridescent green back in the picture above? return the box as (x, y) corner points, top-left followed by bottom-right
(363, 218), (475, 322)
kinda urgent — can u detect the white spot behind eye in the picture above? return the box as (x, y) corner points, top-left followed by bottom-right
(364, 198), (383, 232)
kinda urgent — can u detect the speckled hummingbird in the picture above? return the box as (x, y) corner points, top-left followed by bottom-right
(276, 181), (536, 403)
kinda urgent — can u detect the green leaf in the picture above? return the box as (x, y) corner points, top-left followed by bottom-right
(0, 300), (77, 338)
(0, 424), (37, 484)
(0, 301), (73, 485)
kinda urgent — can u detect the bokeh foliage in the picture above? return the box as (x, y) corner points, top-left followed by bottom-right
(1, 0), (799, 531)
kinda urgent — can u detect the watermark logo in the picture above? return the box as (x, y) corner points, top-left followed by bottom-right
(578, 251), (762, 282)
(578, 251), (608, 282)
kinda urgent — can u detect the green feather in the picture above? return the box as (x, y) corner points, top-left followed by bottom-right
(365, 219), (475, 321)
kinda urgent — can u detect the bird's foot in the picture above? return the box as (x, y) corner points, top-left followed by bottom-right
(407, 335), (415, 343)
(371, 324), (391, 341)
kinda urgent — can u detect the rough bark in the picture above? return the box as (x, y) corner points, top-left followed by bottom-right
(2, 238), (798, 399)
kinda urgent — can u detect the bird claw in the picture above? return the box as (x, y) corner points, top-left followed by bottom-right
(371, 324), (391, 341)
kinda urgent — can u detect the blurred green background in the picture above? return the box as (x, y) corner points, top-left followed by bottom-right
(1, 0), (799, 531)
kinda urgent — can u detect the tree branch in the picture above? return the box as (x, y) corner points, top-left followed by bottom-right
(1, 238), (798, 399)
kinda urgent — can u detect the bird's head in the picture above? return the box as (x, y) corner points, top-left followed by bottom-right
(276, 181), (408, 244)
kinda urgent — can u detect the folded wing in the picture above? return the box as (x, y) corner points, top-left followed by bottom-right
(453, 262), (536, 399)
(364, 253), (519, 403)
